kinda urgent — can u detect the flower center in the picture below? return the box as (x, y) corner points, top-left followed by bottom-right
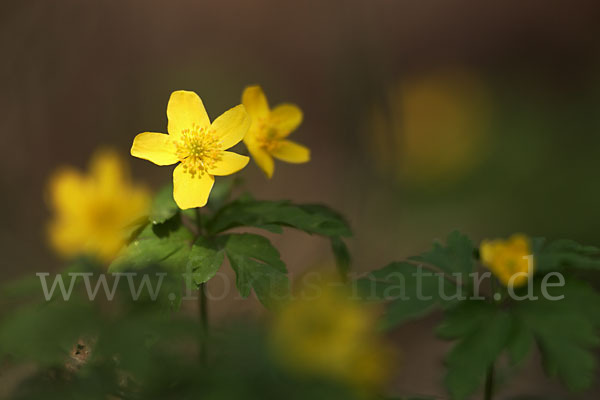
(257, 122), (281, 153)
(174, 124), (222, 178)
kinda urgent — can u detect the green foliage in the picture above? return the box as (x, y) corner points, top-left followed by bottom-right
(149, 184), (179, 224)
(222, 233), (290, 309)
(535, 238), (600, 272)
(510, 279), (600, 391)
(358, 231), (600, 400)
(188, 237), (225, 285)
(356, 262), (462, 329)
(437, 301), (513, 400)
(357, 231), (475, 329)
(109, 218), (193, 273)
(330, 236), (351, 278)
(409, 231), (475, 277)
(206, 197), (352, 238)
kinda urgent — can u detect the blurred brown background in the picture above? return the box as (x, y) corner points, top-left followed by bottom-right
(1, 0), (600, 398)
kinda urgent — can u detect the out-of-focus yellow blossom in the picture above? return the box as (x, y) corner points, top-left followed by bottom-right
(242, 85), (310, 178)
(131, 90), (250, 209)
(47, 150), (150, 262)
(367, 69), (492, 186)
(480, 234), (533, 287)
(270, 280), (392, 391)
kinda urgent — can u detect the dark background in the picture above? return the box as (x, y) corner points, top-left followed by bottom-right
(1, 1), (600, 398)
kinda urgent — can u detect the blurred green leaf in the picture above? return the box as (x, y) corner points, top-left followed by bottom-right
(0, 299), (99, 366)
(222, 233), (290, 309)
(356, 262), (461, 330)
(511, 279), (600, 391)
(410, 231), (475, 277)
(437, 301), (513, 400)
(207, 176), (237, 211)
(149, 184), (179, 224)
(330, 236), (351, 279)
(535, 238), (600, 272)
(207, 198), (352, 238)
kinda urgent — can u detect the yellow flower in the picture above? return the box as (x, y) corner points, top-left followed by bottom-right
(270, 280), (391, 390)
(480, 234), (533, 287)
(131, 90), (250, 209)
(47, 150), (150, 262)
(242, 85), (310, 178)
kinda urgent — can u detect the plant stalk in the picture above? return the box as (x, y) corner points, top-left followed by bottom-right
(484, 363), (495, 400)
(194, 208), (209, 363)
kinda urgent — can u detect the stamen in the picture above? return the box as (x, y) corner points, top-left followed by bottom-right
(174, 123), (222, 178)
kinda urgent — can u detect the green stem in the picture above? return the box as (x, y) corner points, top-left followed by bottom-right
(485, 276), (499, 400)
(198, 282), (208, 363)
(484, 363), (495, 400)
(194, 208), (208, 363)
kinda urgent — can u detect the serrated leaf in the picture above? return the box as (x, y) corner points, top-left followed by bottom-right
(506, 319), (534, 366)
(410, 231), (474, 277)
(222, 233), (290, 309)
(207, 198), (352, 238)
(356, 262), (462, 330)
(149, 184), (178, 224)
(439, 301), (513, 400)
(535, 238), (600, 272)
(109, 218), (193, 273)
(188, 237), (225, 286)
(512, 279), (600, 391)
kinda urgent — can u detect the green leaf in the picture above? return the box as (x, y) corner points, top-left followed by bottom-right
(506, 319), (534, 366)
(511, 279), (600, 391)
(221, 233), (290, 309)
(207, 176), (237, 211)
(535, 238), (600, 272)
(149, 184), (178, 224)
(330, 236), (351, 279)
(356, 262), (462, 330)
(207, 198), (352, 238)
(410, 231), (475, 277)
(0, 300), (100, 365)
(109, 218), (193, 273)
(438, 301), (513, 400)
(188, 237), (225, 286)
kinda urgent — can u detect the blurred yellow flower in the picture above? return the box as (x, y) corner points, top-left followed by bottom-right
(131, 90), (250, 209)
(242, 85), (309, 178)
(480, 234), (533, 287)
(367, 69), (492, 186)
(47, 150), (150, 262)
(270, 280), (392, 390)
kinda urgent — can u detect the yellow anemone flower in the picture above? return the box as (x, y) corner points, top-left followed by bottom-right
(480, 234), (533, 287)
(242, 85), (310, 178)
(47, 150), (150, 262)
(131, 90), (250, 209)
(270, 280), (392, 390)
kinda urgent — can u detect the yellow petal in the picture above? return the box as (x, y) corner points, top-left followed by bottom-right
(211, 104), (250, 150)
(90, 149), (129, 196)
(270, 104), (303, 137)
(131, 132), (179, 166)
(172, 164), (215, 209)
(167, 90), (211, 140)
(242, 85), (270, 119)
(208, 151), (249, 176)
(271, 140), (310, 163)
(48, 168), (86, 212)
(246, 141), (274, 178)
